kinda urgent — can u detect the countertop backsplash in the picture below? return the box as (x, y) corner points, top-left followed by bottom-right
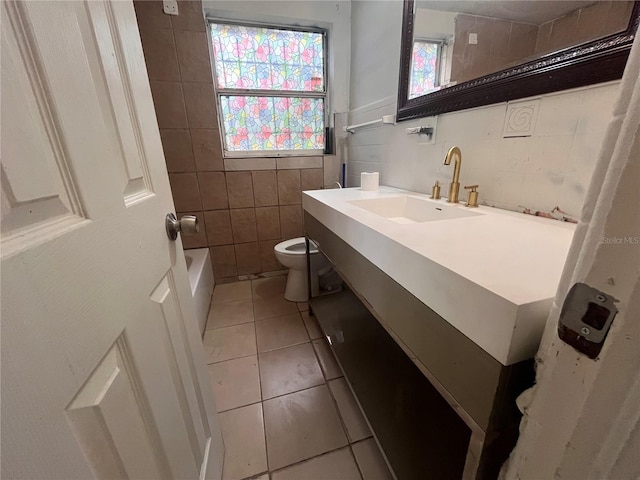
(346, 82), (619, 222)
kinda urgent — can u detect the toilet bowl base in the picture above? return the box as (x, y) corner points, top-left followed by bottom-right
(284, 268), (307, 302)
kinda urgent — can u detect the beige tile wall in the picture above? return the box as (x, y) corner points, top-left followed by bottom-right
(534, 1), (634, 56)
(134, 0), (339, 282)
(450, 1), (634, 84)
(451, 14), (538, 84)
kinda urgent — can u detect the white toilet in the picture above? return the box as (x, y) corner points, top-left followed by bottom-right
(274, 237), (329, 302)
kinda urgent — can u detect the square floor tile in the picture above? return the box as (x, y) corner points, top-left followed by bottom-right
(297, 301), (309, 312)
(203, 323), (256, 364)
(329, 378), (371, 442)
(301, 311), (323, 340)
(212, 281), (252, 303)
(271, 447), (361, 480)
(219, 403), (267, 480)
(208, 355), (261, 412)
(312, 338), (343, 380)
(253, 295), (298, 321)
(352, 439), (393, 480)
(207, 298), (254, 329)
(259, 343), (324, 399)
(252, 276), (287, 300)
(263, 384), (348, 470)
(256, 313), (308, 352)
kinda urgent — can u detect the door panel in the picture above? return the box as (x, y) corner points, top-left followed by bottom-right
(86, 0), (155, 205)
(66, 339), (165, 480)
(150, 273), (207, 464)
(0, 1), (86, 256)
(1, 1), (223, 479)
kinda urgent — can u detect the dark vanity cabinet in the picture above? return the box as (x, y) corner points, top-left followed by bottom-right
(311, 289), (471, 480)
(305, 212), (534, 480)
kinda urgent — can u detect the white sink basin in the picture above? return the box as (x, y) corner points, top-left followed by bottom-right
(304, 186), (576, 365)
(348, 196), (482, 224)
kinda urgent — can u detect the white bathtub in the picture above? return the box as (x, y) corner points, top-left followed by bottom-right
(184, 248), (214, 335)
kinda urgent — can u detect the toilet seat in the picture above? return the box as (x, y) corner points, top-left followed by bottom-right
(274, 237), (318, 257)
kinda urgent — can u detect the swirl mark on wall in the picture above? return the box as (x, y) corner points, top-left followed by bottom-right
(503, 99), (540, 137)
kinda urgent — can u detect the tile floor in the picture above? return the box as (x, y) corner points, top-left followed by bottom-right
(204, 276), (394, 480)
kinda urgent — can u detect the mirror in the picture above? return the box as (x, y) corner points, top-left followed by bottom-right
(397, 0), (640, 121)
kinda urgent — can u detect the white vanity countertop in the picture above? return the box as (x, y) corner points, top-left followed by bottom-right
(303, 186), (576, 366)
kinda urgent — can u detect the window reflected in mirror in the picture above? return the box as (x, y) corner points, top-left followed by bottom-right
(409, 40), (442, 99)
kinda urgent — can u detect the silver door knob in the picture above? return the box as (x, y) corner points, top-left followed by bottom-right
(166, 213), (199, 241)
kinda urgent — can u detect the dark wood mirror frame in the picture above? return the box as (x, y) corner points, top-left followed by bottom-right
(397, 0), (640, 121)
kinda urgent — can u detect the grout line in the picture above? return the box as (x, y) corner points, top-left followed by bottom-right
(230, 409), (370, 479)
(309, 338), (374, 449)
(311, 337), (345, 383)
(216, 398), (262, 415)
(349, 443), (366, 480)
(311, 339), (327, 380)
(209, 299), (253, 310)
(208, 322), (309, 366)
(211, 293), (253, 303)
(256, 290), (334, 475)
(206, 350), (256, 366)
(253, 310), (303, 322)
(214, 285), (267, 480)
(254, 312), (300, 322)
(260, 370), (324, 403)
(205, 320), (256, 364)
(251, 288), (271, 475)
(325, 369), (354, 445)
(209, 336), (331, 402)
(205, 318), (255, 332)
(238, 466), (270, 480)
(351, 437), (375, 447)
(260, 401), (269, 478)
(257, 338), (309, 355)
(217, 355), (358, 475)
(268, 444), (357, 477)
(300, 312), (318, 340)
(226, 376), (322, 410)
(212, 283), (367, 477)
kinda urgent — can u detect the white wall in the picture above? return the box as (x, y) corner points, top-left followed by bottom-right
(348, 1), (620, 219)
(414, 8), (455, 39)
(349, 1), (401, 109)
(204, 0), (351, 114)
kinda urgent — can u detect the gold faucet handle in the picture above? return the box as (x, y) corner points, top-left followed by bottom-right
(431, 181), (441, 199)
(464, 185), (479, 208)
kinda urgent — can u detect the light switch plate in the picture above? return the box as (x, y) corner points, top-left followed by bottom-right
(468, 33), (478, 44)
(163, 0), (178, 16)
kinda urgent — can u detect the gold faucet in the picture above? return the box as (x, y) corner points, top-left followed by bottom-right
(464, 185), (479, 207)
(443, 146), (462, 203)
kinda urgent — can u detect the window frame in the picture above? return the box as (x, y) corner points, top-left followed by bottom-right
(408, 38), (444, 100)
(207, 18), (329, 158)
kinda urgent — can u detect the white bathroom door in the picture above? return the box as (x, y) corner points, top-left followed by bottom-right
(1, 1), (223, 479)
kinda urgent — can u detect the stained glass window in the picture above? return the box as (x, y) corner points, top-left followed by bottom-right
(408, 41), (440, 99)
(210, 22), (326, 152)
